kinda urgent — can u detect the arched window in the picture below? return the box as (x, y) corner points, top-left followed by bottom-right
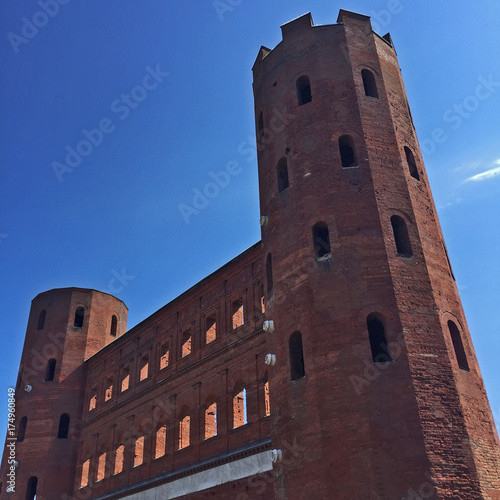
(448, 321), (469, 371)
(233, 382), (247, 428)
(37, 309), (46, 330)
(105, 378), (113, 401)
(26, 476), (38, 500)
(160, 342), (170, 369)
(44, 358), (56, 382)
(134, 436), (144, 467)
(178, 408), (191, 450)
(110, 315), (117, 337)
(296, 75), (312, 105)
(17, 416), (27, 442)
(289, 331), (305, 380)
(367, 313), (392, 363)
(266, 253), (273, 297)
(361, 69), (378, 98)
(204, 397), (217, 440)
(404, 146), (420, 180)
(57, 413), (70, 439)
(312, 222), (332, 260)
(391, 215), (413, 257)
(114, 445), (125, 475)
(181, 330), (192, 357)
(338, 135), (357, 167)
(277, 157), (289, 192)
(97, 452), (106, 481)
(155, 424), (166, 459)
(74, 306), (84, 328)
(257, 111), (264, 140)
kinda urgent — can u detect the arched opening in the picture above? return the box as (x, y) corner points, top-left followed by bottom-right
(266, 253), (273, 297)
(233, 382), (247, 428)
(114, 445), (125, 475)
(74, 306), (84, 328)
(312, 222), (332, 260)
(257, 111), (264, 140)
(44, 358), (56, 382)
(391, 215), (413, 257)
(338, 135), (357, 167)
(277, 157), (289, 192)
(17, 416), (27, 442)
(105, 378), (113, 401)
(367, 313), (392, 363)
(110, 315), (117, 337)
(204, 398), (217, 440)
(404, 146), (420, 180)
(155, 424), (166, 459)
(37, 309), (46, 330)
(448, 321), (469, 371)
(178, 409), (191, 450)
(97, 452), (106, 481)
(160, 342), (170, 369)
(296, 75), (312, 105)
(361, 69), (378, 98)
(57, 413), (70, 439)
(26, 476), (38, 500)
(181, 330), (192, 357)
(289, 331), (305, 380)
(134, 436), (144, 467)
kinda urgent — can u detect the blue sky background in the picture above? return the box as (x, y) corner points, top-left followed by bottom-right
(0, 0), (499, 441)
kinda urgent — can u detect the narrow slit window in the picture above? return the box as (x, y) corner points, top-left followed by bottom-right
(81, 460), (90, 487)
(57, 413), (70, 439)
(266, 253), (273, 297)
(205, 316), (217, 345)
(233, 384), (247, 428)
(139, 354), (149, 381)
(37, 309), (46, 330)
(260, 284), (266, 314)
(133, 436), (144, 467)
(114, 445), (124, 475)
(105, 378), (113, 401)
(264, 379), (270, 416)
(178, 411), (190, 450)
(155, 425), (166, 459)
(204, 400), (217, 440)
(110, 315), (117, 337)
(232, 300), (244, 329)
(89, 389), (97, 411)
(391, 215), (413, 257)
(367, 313), (392, 363)
(404, 146), (420, 180)
(257, 111), (264, 140)
(96, 452), (106, 482)
(160, 342), (170, 369)
(26, 476), (38, 500)
(74, 306), (84, 328)
(277, 157), (289, 192)
(312, 222), (332, 260)
(45, 358), (56, 382)
(181, 330), (192, 357)
(448, 321), (469, 371)
(289, 331), (305, 380)
(361, 69), (378, 98)
(338, 135), (357, 167)
(296, 75), (312, 105)
(17, 416), (27, 442)
(120, 366), (130, 392)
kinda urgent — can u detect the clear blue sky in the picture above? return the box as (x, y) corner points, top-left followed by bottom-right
(1, 1), (499, 441)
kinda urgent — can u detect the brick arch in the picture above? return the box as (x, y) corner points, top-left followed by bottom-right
(384, 207), (414, 224)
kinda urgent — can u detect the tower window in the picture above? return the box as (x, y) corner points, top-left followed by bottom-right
(233, 383), (247, 428)
(181, 330), (192, 357)
(404, 146), (420, 180)
(120, 366), (130, 392)
(205, 316), (217, 345)
(277, 157), (289, 192)
(178, 410), (191, 450)
(155, 424), (166, 459)
(74, 306), (84, 328)
(134, 436), (144, 467)
(448, 321), (469, 371)
(338, 135), (357, 167)
(391, 215), (413, 257)
(26, 476), (38, 500)
(139, 354), (149, 381)
(114, 445), (125, 475)
(266, 253), (273, 297)
(312, 222), (332, 260)
(110, 315), (117, 337)
(361, 69), (378, 98)
(289, 331), (305, 380)
(17, 416), (27, 442)
(296, 75), (312, 105)
(232, 299), (244, 329)
(37, 309), (46, 330)
(44, 358), (56, 382)
(81, 460), (90, 487)
(367, 313), (392, 363)
(204, 399), (217, 440)
(97, 452), (106, 481)
(160, 342), (170, 369)
(257, 111), (264, 140)
(57, 413), (70, 439)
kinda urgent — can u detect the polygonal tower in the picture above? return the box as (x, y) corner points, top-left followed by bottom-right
(0, 288), (127, 499)
(254, 11), (500, 500)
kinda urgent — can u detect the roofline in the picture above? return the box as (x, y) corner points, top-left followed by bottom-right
(32, 287), (128, 308)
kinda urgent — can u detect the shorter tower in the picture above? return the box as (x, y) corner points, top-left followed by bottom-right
(0, 288), (127, 499)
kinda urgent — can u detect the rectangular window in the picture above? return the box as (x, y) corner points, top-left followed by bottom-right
(160, 342), (170, 370)
(181, 330), (192, 358)
(139, 355), (149, 381)
(232, 300), (244, 330)
(133, 436), (144, 467)
(89, 390), (97, 412)
(96, 452), (106, 482)
(155, 425), (166, 459)
(178, 415), (190, 450)
(233, 388), (247, 428)
(114, 445), (124, 475)
(264, 380), (270, 416)
(80, 459), (90, 488)
(205, 316), (216, 345)
(105, 379), (113, 401)
(204, 402), (217, 440)
(120, 367), (130, 392)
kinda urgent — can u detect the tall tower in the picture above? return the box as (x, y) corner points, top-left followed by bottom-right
(0, 288), (127, 499)
(254, 11), (500, 500)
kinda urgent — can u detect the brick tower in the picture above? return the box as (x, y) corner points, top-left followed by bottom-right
(254, 11), (500, 500)
(1, 288), (127, 498)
